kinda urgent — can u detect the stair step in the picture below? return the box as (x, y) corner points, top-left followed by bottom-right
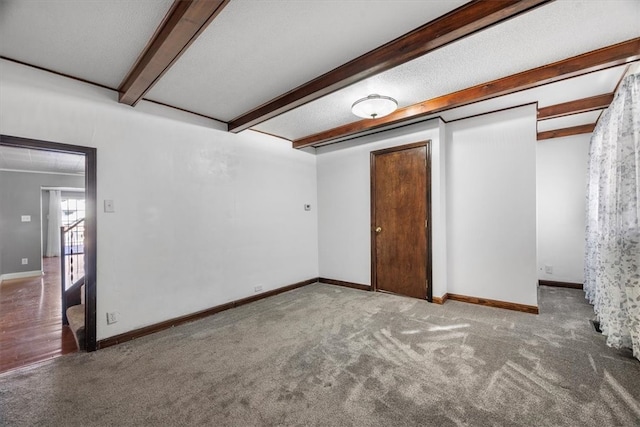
(66, 304), (85, 351)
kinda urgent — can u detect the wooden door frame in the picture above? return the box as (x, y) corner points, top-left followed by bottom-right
(0, 134), (98, 352)
(370, 140), (433, 302)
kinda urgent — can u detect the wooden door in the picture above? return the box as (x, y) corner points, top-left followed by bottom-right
(371, 141), (431, 300)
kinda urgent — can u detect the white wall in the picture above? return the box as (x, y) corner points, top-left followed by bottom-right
(316, 120), (448, 298)
(537, 133), (589, 283)
(0, 59), (319, 340)
(446, 105), (538, 307)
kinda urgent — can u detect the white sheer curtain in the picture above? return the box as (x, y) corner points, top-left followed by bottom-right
(45, 190), (62, 257)
(584, 72), (640, 360)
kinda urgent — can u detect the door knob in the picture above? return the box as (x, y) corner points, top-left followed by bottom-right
(375, 226), (382, 233)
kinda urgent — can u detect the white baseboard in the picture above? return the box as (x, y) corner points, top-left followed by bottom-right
(0, 270), (43, 282)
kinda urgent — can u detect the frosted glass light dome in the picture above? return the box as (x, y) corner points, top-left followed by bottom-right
(351, 94), (398, 119)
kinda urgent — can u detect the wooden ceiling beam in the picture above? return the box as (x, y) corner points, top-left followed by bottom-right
(228, 0), (554, 133)
(294, 38), (640, 149)
(537, 93), (613, 120)
(537, 123), (596, 140)
(118, 0), (230, 106)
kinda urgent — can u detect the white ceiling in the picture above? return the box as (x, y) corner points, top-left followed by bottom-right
(254, 0), (640, 140)
(0, 146), (85, 175)
(286, 64), (628, 147)
(0, 0), (173, 88)
(437, 65), (626, 123)
(145, 0), (467, 121)
(442, 65), (623, 119)
(1, 0), (638, 146)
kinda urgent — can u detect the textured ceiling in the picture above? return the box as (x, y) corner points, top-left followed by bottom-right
(145, 0), (467, 121)
(438, 65), (626, 123)
(0, 0), (173, 88)
(254, 0), (640, 140)
(288, 65), (628, 148)
(1, 0), (637, 145)
(0, 146), (85, 175)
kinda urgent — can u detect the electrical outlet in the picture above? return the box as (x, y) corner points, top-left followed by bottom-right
(106, 311), (119, 324)
(544, 265), (553, 274)
(254, 285), (263, 293)
(21, 258), (28, 265)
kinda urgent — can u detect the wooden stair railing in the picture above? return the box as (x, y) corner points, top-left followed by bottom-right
(60, 218), (85, 327)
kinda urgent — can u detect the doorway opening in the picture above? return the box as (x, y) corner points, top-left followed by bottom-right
(0, 134), (97, 372)
(370, 141), (432, 301)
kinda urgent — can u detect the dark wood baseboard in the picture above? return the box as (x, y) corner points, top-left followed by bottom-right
(447, 293), (539, 314)
(538, 280), (583, 289)
(97, 277), (319, 349)
(319, 277), (371, 291)
(432, 294), (448, 304)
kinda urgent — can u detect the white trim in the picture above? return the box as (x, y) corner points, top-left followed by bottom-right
(0, 270), (43, 282)
(0, 168), (84, 176)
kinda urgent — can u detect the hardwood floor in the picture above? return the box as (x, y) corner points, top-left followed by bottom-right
(0, 257), (77, 374)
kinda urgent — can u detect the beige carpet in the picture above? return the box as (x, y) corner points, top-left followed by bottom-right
(1, 284), (639, 426)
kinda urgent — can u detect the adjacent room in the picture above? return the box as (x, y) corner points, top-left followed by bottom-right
(0, 146), (87, 371)
(1, 0), (639, 425)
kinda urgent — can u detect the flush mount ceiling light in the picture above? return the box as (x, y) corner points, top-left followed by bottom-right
(351, 94), (398, 119)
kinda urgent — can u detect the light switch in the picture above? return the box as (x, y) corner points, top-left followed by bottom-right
(304, 204), (311, 211)
(21, 215), (31, 222)
(104, 200), (115, 213)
